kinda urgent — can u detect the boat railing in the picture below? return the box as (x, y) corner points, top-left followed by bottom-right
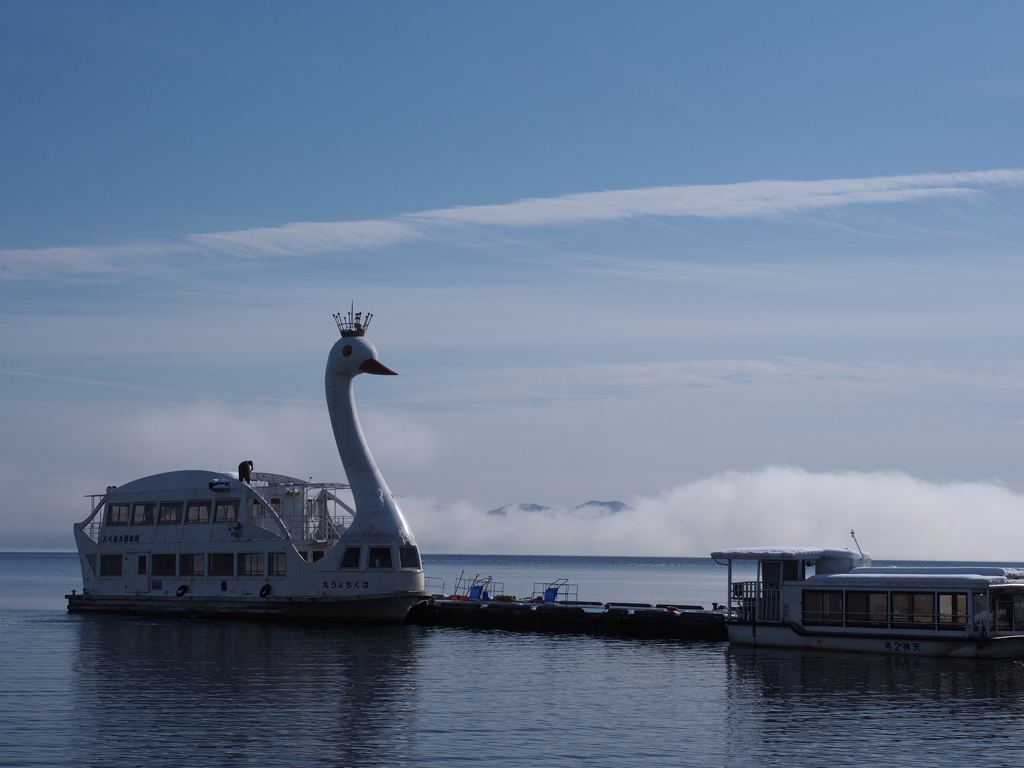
(83, 520), (102, 543)
(424, 576), (445, 595)
(530, 579), (579, 604)
(733, 581), (781, 622)
(248, 482), (353, 542)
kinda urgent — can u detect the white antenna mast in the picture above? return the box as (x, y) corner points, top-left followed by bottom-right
(850, 529), (864, 558)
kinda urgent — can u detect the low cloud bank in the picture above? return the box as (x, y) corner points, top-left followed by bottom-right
(403, 467), (1024, 561)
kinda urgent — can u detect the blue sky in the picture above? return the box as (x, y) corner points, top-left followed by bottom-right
(5, 3), (1024, 556)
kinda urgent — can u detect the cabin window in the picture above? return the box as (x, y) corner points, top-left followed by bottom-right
(251, 500), (264, 521)
(892, 592), (936, 627)
(107, 504), (129, 526)
(240, 553), (264, 576)
(339, 547), (361, 568)
(180, 553), (204, 576)
(209, 553), (234, 576)
(186, 502), (210, 523)
(399, 546), (420, 568)
(298, 551), (309, 562)
(845, 592), (888, 627)
(132, 503), (156, 525)
(938, 593), (968, 628)
(214, 500), (238, 522)
(311, 551), (325, 562)
(269, 553), (286, 576)
(100, 554), (122, 577)
(153, 554), (176, 577)
(137, 555), (147, 575)
(802, 590), (843, 625)
(158, 502), (182, 524)
(367, 547), (393, 569)
(271, 498), (281, 514)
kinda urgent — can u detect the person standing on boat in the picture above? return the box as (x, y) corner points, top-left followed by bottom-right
(238, 460), (254, 484)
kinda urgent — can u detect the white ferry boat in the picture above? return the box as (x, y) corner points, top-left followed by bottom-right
(68, 309), (428, 624)
(712, 546), (1024, 657)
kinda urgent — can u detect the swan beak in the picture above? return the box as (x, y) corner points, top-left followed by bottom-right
(359, 358), (398, 375)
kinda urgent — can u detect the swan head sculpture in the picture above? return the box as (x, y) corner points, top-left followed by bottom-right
(325, 307), (417, 552)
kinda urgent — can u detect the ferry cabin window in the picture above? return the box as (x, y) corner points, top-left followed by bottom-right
(100, 554), (122, 577)
(158, 502), (182, 524)
(153, 554), (176, 577)
(240, 553), (264, 576)
(133, 503), (156, 525)
(209, 553), (235, 576)
(271, 498), (281, 514)
(186, 502), (210, 524)
(311, 551), (325, 562)
(802, 590), (843, 626)
(339, 547), (361, 568)
(845, 592), (888, 627)
(180, 553), (204, 576)
(251, 501), (264, 520)
(214, 500), (239, 522)
(399, 547), (420, 568)
(938, 593), (968, 627)
(367, 547), (393, 569)
(137, 555), (147, 575)
(107, 504), (129, 526)
(268, 553), (286, 576)
(892, 592), (936, 627)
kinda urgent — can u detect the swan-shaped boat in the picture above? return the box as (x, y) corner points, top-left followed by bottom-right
(68, 309), (428, 623)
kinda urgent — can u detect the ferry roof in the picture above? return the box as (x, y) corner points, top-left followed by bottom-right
(102, 470), (335, 496)
(711, 547), (868, 561)
(806, 570), (1024, 588)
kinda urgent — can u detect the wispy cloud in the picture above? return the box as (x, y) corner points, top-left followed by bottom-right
(4, 168), (1024, 277)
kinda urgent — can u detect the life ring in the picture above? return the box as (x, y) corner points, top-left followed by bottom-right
(176, 585), (188, 597)
(260, 584), (272, 598)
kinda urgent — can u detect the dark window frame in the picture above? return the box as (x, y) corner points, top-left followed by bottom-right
(152, 554), (176, 577)
(214, 500), (239, 523)
(802, 590), (843, 626)
(132, 502), (156, 526)
(339, 547), (361, 568)
(179, 553), (204, 576)
(399, 546), (420, 569)
(186, 502), (211, 524)
(367, 547), (393, 569)
(239, 552), (264, 577)
(268, 552), (286, 576)
(209, 552), (235, 577)
(100, 554), (122, 577)
(107, 504), (129, 526)
(158, 502), (183, 524)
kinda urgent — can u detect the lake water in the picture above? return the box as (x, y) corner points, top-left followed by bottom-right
(4, 552), (1024, 767)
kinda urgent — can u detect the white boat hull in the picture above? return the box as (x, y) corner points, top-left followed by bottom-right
(67, 591), (425, 624)
(727, 622), (1024, 658)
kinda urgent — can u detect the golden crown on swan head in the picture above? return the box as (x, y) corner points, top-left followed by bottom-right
(333, 303), (373, 337)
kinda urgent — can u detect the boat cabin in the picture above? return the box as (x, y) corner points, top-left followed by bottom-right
(712, 547), (1024, 639)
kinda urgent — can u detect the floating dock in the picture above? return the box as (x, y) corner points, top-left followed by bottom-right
(406, 598), (727, 641)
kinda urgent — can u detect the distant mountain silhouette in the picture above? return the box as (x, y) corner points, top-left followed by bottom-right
(568, 500), (633, 515)
(486, 502), (551, 516)
(486, 500), (631, 516)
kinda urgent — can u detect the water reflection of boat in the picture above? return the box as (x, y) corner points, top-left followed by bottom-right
(67, 309), (428, 623)
(713, 547), (1024, 658)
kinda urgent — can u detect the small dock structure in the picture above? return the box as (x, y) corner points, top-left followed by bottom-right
(406, 578), (727, 641)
